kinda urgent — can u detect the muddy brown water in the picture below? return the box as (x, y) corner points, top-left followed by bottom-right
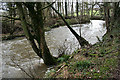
(2, 20), (106, 78)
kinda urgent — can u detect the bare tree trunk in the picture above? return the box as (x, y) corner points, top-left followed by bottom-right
(37, 3), (56, 65)
(47, 2), (89, 47)
(16, 3), (42, 58)
(83, 3), (85, 16)
(104, 2), (110, 33)
(59, 2), (62, 14)
(16, 2), (56, 65)
(86, 2), (89, 17)
(91, 4), (94, 18)
(71, 1), (73, 17)
(65, 0), (67, 17)
(76, 0), (79, 17)
(81, 2), (83, 20)
(62, 0), (64, 16)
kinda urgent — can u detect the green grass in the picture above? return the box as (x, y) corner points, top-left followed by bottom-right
(74, 60), (93, 71)
(57, 55), (70, 63)
(45, 30), (119, 78)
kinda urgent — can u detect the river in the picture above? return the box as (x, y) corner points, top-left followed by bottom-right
(2, 20), (106, 78)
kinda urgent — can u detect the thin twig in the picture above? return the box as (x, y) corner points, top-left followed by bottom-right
(52, 64), (66, 77)
(11, 59), (33, 78)
(1, 15), (20, 20)
(28, 51), (36, 78)
(41, 2), (55, 10)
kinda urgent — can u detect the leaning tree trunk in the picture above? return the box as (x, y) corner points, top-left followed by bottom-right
(47, 2), (89, 47)
(16, 3), (43, 58)
(16, 2), (56, 65)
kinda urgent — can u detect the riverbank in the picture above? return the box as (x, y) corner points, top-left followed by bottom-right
(2, 16), (104, 41)
(2, 20), (107, 78)
(45, 26), (119, 79)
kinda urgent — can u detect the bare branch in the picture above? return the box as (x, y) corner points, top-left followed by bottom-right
(11, 59), (33, 78)
(41, 2), (55, 10)
(1, 15), (20, 20)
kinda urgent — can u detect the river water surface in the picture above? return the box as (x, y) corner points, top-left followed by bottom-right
(2, 20), (106, 78)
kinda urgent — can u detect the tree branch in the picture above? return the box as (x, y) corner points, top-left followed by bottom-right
(46, 1), (89, 47)
(11, 59), (33, 78)
(41, 2), (55, 10)
(1, 15), (20, 20)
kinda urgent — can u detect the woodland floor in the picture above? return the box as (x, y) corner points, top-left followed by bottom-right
(45, 26), (120, 79)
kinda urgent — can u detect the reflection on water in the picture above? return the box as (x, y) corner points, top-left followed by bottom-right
(2, 20), (106, 78)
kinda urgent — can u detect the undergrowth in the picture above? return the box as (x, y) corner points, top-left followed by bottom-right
(45, 24), (119, 79)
